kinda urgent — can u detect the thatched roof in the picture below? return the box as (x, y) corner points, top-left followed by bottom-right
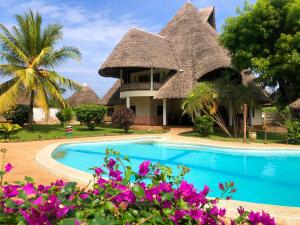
(156, 3), (230, 99)
(99, 28), (179, 78)
(289, 98), (300, 110)
(100, 80), (122, 106)
(199, 6), (216, 28)
(241, 71), (270, 104)
(99, 3), (268, 103)
(67, 84), (100, 107)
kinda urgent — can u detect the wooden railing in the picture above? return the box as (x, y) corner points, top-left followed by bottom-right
(120, 82), (162, 91)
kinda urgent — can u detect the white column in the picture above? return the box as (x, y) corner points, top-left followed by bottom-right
(163, 99), (167, 126)
(126, 96), (130, 108)
(150, 67), (153, 91)
(228, 102), (233, 126)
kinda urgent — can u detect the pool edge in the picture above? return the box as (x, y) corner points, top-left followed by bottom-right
(35, 135), (300, 225)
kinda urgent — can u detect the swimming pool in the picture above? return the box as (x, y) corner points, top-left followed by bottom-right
(52, 139), (300, 207)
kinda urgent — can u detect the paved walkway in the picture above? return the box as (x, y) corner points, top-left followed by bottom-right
(1, 128), (300, 224)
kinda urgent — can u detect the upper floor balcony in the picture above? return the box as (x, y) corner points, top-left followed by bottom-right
(120, 82), (162, 92)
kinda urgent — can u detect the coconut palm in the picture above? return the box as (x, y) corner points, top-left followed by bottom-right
(0, 11), (81, 128)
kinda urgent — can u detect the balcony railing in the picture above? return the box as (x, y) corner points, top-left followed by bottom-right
(120, 82), (162, 91)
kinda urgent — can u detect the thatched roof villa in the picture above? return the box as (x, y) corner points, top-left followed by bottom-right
(67, 84), (100, 107)
(99, 3), (269, 126)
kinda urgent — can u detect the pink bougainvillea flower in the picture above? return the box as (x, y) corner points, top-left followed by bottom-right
(237, 206), (245, 215)
(218, 183), (224, 190)
(109, 169), (122, 181)
(201, 185), (210, 196)
(138, 160), (150, 176)
(95, 167), (104, 176)
(23, 183), (35, 195)
(154, 169), (160, 175)
(210, 206), (219, 215)
(79, 193), (89, 199)
(4, 163), (12, 173)
(219, 208), (226, 217)
(3, 185), (19, 198)
(33, 196), (43, 205)
(107, 159), (116, 168)
(189, 209), (204, 220)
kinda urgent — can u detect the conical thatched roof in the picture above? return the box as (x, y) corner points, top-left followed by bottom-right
(99, 3), (263, 101)
(289, 98), (300, 110)
(100, 80), (122, 106)
(99, 28), (179, 78)
(67, 84), (100, 107)
(156, 3), (231, 99)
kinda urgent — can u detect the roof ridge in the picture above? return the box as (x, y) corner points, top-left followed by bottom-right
(130, 27), (166, 39)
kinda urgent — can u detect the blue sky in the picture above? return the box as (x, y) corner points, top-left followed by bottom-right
(0, 0), (254, 98)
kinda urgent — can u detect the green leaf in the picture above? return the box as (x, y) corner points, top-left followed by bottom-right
(105, 201), (118, 214)
(124, 211), (135, 223)
(62, 182), (77, 194)
(59, 218), (78, 225)
(162, 192), (173, 202)
(132, 184), (145, 198)
(24, 176), (34, 183)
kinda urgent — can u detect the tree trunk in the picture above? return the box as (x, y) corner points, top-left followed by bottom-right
(28, 91), (34, 129)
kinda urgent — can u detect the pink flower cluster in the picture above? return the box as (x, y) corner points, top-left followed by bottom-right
(0, 156), (276, 225)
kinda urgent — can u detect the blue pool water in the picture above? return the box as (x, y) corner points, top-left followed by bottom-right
(53, 139), (300, 207)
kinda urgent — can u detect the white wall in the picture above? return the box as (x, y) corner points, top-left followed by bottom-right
(130, 97), (151, 116)
(251, 106), (263, 126)
(33, 108), (59, 122)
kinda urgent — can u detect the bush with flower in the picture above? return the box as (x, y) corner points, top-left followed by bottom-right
(0, 148), (276, 225)
(0, 123), (21, 139)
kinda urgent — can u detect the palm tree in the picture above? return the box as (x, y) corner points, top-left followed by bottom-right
(0, 11), (81, 129)
(182, 82), (232, 137)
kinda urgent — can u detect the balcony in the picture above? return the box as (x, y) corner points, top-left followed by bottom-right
(120, 82), (162, 92)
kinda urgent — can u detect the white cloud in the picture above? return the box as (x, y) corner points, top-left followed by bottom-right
(0, 0), (163, 97)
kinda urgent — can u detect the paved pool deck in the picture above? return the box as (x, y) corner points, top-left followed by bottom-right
(1, 128), (300, 225)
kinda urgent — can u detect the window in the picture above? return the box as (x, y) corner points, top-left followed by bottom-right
(130, 106), (136, 114)
(107, 108), (114, 117)
(157, 105), (163, 117)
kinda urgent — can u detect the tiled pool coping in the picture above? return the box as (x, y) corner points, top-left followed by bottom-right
(35, 135), (300, 225)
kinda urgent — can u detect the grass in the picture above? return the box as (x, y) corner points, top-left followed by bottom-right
(181, 129), (288, 144)
(4, 124), (166, 142)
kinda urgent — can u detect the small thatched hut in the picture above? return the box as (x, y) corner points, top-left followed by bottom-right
(67, 84), (100, 107)
(289, 98), (300, 111)
(99, 3), (269, 126)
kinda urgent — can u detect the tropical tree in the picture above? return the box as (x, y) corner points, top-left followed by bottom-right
(182, 82), (232, 137)
(0, 11), (81, 128)
(214, 78), (258, 138)
(182, 79), (258, 138)
(220, 0), (300, 112)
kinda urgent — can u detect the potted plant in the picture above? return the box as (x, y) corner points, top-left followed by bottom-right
(248, 126), (257, 142)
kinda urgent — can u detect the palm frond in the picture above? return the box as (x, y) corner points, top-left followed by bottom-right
(0, 79), (23, 112)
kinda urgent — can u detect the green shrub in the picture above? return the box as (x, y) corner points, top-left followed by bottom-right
(287, 120), (300, 144)
(112, 107), (135, 133)
(73, 104), (106, 130)
(194, 115), (214, 137)
(0, 123), (22, 139)
(56, 108), (74, 126)
(2, 105), (30, 126)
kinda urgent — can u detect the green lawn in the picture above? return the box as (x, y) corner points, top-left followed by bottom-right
(181, 130), (288, 144)
(5, 124), (166, 142)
